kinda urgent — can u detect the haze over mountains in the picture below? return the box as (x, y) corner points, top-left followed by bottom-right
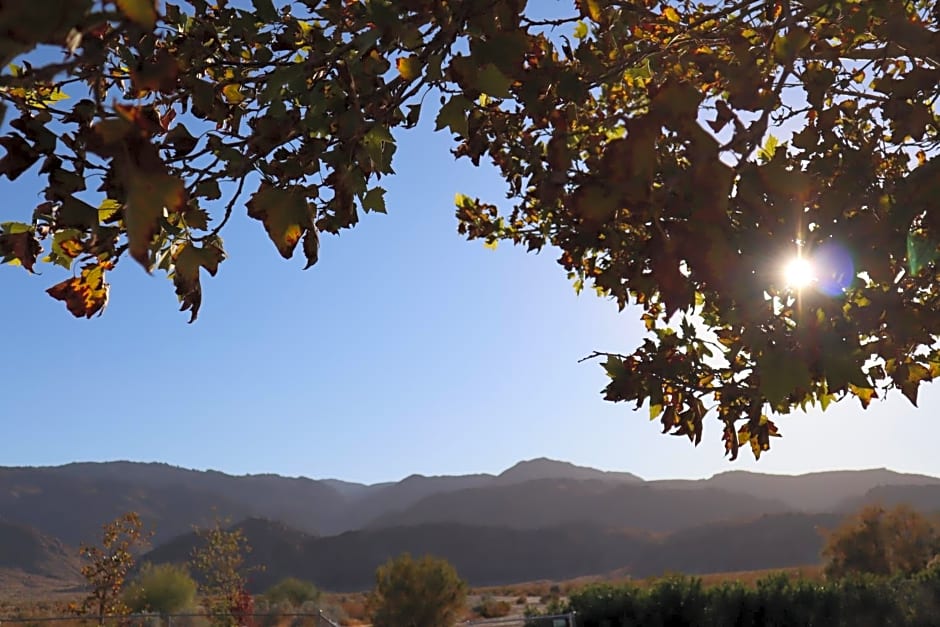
(4, 458), (940, 592)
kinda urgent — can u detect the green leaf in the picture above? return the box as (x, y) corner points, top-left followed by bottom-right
(116, 0), (157, 28)
(172, 241), (225, 323)
(362, 187), (387, 214)
(435, 96), (471, 137)
(758, 347), (812, 406)
(251, 0), (277, 22)
(475, 64), (512, 98)
(122, 164), (187, 270)
(907, 229), (938, 275)
(246, 184), (314, 260)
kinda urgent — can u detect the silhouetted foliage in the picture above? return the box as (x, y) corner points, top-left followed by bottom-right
(6, 1), (940, 456)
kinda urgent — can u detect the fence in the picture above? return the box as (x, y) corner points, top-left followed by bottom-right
(0, 612), (340, 627)
(464, 613), (578, 627)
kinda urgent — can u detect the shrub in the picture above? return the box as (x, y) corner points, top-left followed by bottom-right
(370, 554), (467, 627)
(125, 563), (197, 615)
(264, 578), (321, 608)
(475, 596), (511, 618)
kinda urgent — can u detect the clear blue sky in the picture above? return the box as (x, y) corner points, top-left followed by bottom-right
(3, 6), (939, 485)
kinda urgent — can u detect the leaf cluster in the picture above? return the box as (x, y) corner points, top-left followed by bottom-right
(5, 0), (940, 456)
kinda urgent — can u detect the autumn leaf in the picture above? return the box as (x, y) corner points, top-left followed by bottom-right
(116, 0), (158, 29)
(302, 228), (319, 269)
(576, 0), (604, 22)
(0, 222), (41, 271)
(396, 55), (421, 80)
(222, 84), (245, 105)
(121, 162), (187, 270)
(46, 261), (111, 318)
(172, 241), (225, 322)
(247, 184), (315, 261)
(50, 228), (84, 269)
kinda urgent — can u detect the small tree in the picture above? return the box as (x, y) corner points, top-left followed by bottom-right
(71, 512), (151, 625)
(264, 577), (320, 608)
(125, 563), (197, 615)
(370, 553), (467, 627)
(190, 519), (257, 627)
(823, 504), (940, 579)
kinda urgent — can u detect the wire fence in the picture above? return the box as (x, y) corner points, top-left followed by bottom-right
(0, 612), (341, 627)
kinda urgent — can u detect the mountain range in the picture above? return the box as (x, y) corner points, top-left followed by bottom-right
(3, 458), (940, 593)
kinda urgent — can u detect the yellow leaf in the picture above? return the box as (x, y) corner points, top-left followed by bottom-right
(483, 239), (498, 250)
(663, 6), (680, 23)
(396, 55), (421, 80)
(222, 83), (245, 104)
(116, 0), (158, 29)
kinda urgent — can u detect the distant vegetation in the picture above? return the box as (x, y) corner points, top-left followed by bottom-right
(124, 563), (197, 615)
(263, 577), (320, 609)
(368, 553), (467, 627)
(566, 568), (940, 627)
(821, 504), (940, 579)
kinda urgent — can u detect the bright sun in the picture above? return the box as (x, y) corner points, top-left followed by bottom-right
(783, 256), (816, 289)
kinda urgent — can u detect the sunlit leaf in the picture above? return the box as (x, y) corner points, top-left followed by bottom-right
(116, 0), (158, 29)
(46, 261), (110, 318)
(397, 55), (421, 80)
(247, 184), (314, 261)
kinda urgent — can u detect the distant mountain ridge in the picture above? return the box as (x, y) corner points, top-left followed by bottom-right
(4, 458), (940, 591)
(3, 459), (939, 543)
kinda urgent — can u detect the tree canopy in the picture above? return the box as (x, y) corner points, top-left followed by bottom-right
(3, 0), (940, 458)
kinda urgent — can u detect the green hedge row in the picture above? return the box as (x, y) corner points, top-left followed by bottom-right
(567, 568), (940, 627)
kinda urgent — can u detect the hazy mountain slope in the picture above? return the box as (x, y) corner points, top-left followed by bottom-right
(655, 469), (940, 512)
(632, 512), (842, 577)
(0, 468), (254, 545)
(143, 519), (652, 592)
(341, 473), (494, 530)
(844, 484), (940, 513)
(367, 479), (792, 532)
(144, 512), (843, 592)
(55, 462), (347, 534)
(0, 518), (81, 581)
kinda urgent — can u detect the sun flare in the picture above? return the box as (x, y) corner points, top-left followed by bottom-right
(783, 256), (816, 289)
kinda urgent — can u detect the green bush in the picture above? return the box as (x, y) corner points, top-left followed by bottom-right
(263, 577), (321, 608)
(568, 569), (940, 627)
(125, 563), (197, 615)
(370, 553), (467, 627)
